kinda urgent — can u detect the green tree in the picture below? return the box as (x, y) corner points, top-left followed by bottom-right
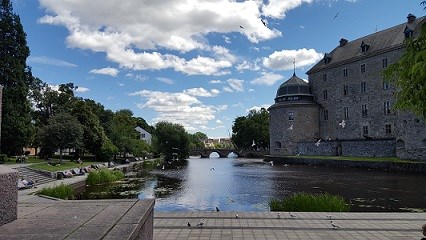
(38, 113), (83, 162)
(189, 132), (208, 149)
(0, 0), (34, 156)
(231, 108), (269, 149)
(153, 121), (189, 161)
(383, 23), (426, 120)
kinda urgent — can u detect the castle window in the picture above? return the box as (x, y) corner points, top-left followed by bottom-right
(361, 41), (370, 52)
(404, 26), (414, 38)
(362, 125), (369, 135)
(385, 124), (392, 135)
(274, 141), (282, 149)
(322, 73), (327, 81)
(141, 133), (146, 138)
(362, 104), (368, 117)
(343, 86), (348, 96)
(344, 107), (349, 119)
(396, 139), (405, 148)
(288, 111), (294, 121)
(360, 64), (366, 73)
(324, 109), (329, 121)
(384, 101), (391, 115)
(422, 139), (426, 148)
(382, 58), (388, 68)
(361, 82), (366, 93)
(343, 68), (348, 77)
(383, 82), (390, 90)
(323, 90), (328, 100)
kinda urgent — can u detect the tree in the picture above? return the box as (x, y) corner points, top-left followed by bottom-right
(153, 121), (190, 161)
(0, 0), (34, 156)
(189, 132), (208, 149)
(38, 113), (83, 162)
(383, 23), (426, 120)
(231, 108), (269, 149)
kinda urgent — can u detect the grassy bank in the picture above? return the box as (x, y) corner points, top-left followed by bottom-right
(86, 169), (124, 185)
(30, 161), (102, 172)
(37, 183), (75, 200)
(270, 192), (350, 212)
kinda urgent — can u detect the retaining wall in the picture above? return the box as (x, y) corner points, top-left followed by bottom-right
(0, 166), (18, 226)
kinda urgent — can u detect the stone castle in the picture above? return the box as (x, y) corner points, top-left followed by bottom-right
(269, 14), (426, 161)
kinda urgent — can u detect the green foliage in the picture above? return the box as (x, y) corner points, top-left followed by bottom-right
(38, 113), (84, 162)
(189, 132), (208, 149)
(0, 154), (7, 163)
(383, 23), (426, 120)
(86, 169), (124, 185)
(37, 183), (75, 200)
(99, 137), (118, 161)
(153, 121), (190, 161)
(269, 192), (350, 212)
(0, 0), (34, 156)
(232, 108), (269, 149)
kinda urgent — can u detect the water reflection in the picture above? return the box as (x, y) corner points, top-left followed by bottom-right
(79, 157), (426, 212)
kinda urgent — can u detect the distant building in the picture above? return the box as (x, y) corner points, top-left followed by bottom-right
(269, 14), (426, 160)
(135, 126), (152, 145)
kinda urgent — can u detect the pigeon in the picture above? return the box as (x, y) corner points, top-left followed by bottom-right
(235, 214), (239, 219)
(289, 212), (296, 218)
(197, 219), (205, 227)
(270, 161), (274, 166)
(339, 120), (346, 128)
(261, 19), (267, 27)
(210, 167), (215, 171)
(239, 25), (244, 29)
(215, 206), (220, 212)
(287, 124), (293, 131)
(315, 139), (321, 147)
(295, 152), (301, 157)
(162, 165), (165, 170)
(333, 12), (339, 19)
(327, 215), (332, 220)
(277, 213), (280, 219)
(187, 222), (191, 227)
(330, 220), (340, 229)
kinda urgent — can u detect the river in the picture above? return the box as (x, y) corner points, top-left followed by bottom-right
(132, 157), (426, 212)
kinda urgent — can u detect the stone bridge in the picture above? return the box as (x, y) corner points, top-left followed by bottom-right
(189, 148), (268, 158)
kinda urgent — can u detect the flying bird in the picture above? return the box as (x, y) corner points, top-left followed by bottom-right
(315, 139), (321, 147)
(270, 161), (274, 166)
(330, 220), (340, 229)
(295, 152), (301, 157)
(333, 12), (339, 19)
(261, 19), (267, 27)
(339, 120), (346, 128)
(287, 124), (294, 131)
(215, 206), (220, 212)
(239, 25), (244, 29)
(210, 167), (215, 171)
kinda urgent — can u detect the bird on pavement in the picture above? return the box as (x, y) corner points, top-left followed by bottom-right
(187, 222), (191, 227)
(330, 220), (340, 229)
(216, 206), (220, 212)
(235, 214), (239, 219)
(197, 219), (205, 227)
(289, 212), (296, 218)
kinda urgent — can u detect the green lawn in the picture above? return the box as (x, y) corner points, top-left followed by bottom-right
(3, 156), (46, 165)
(289, 155), (423, 163)
(30, 161), (103, 172)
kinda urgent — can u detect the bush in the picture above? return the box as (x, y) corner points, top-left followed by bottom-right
(0, 154), (8, 164)
(37, 183), (75, 200)
(86, 169), (124, 185)
(270, 192), (350, 212)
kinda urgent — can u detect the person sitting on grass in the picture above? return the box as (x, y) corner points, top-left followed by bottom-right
(76, 158), (83, 164)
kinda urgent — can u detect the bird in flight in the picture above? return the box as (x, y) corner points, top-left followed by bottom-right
(261, 19), (267, 27)
(315, 139), (321, 147)
(333, 12), (339, 19)
(339, 120), (346, 128)
(287, 124), (293, 131)
(215, 206), (220, 212)
(239, 25), (244, 29)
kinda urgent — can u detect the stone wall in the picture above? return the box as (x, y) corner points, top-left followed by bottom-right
(0, 166), (18, 226)
(297, 139), (395, 157)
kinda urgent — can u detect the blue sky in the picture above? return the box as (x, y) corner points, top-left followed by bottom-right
(12, 0), (425, 138)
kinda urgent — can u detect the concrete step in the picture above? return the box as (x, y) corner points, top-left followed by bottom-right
(15, 167), (56, 185)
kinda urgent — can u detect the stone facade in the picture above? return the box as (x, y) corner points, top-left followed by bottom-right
(269, 14), (426, 160)
(0, 166), (18, 226)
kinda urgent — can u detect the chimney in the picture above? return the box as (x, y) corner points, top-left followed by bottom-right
(339, 38), (348, 47)
(407, 13), (416, 23)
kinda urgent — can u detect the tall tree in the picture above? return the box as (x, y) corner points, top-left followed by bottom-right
(153, 121), (190, 161)
(0, 0), (34, 155)
(383, 23), (426, 120)
(231, 108), (269, 149)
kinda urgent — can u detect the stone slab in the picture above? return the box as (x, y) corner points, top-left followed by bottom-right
(0, 165), (18, 226)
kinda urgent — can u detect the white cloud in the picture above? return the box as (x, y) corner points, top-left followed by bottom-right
(216, 119), (222, 124)
(183, 87), (220, 97)
(75, 86), (90, 93)
(27, 56), (77, 67)
(37, 0), (292, 75)
(223, 35), (231, 44)
(210, 80), (222, 84)
(262, 0), (313, 19)
(156, 77), (174, 85)
(250, 72), (284, 86)
(126, 73), (148, 82)
(227, 79), (244, 92)
(223, 86), (233, 93)
(249, 89), (255, 92)
(236, 60), (261, 72)
(263, 48), (323, 70)
(89, 67), (119, 77)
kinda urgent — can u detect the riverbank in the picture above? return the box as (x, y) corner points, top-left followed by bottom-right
(264, 155), (426, 173)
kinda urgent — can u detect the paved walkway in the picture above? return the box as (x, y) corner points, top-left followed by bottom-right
(154, 211), (426, 240)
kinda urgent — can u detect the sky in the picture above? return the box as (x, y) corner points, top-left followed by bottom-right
(11, 0), (425, 138)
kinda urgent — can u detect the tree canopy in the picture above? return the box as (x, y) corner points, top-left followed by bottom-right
(153, 121), (190, 161)
(383, 23), (426, 120)
(231, 108), (269, 149)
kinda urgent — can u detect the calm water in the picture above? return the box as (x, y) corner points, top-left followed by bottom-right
(79, 157), (426, 212)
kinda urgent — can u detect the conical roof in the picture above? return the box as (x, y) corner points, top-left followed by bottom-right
(275, 73), (310, 99)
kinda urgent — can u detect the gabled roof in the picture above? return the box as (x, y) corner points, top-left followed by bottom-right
(307, 15), (426, 74)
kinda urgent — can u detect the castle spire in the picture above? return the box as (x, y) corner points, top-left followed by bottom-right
(293, 58), (296, 76)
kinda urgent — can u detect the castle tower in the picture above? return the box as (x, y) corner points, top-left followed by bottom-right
(268, 73), (320, 156)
